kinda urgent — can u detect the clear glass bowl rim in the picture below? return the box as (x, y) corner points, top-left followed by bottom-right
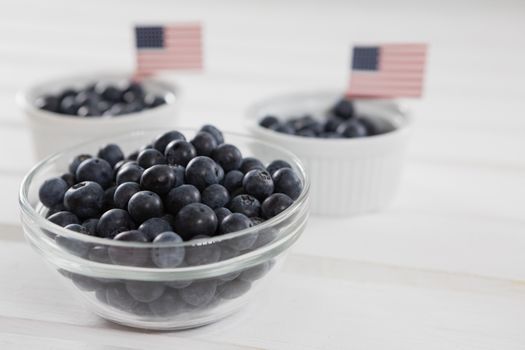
(19, 128), (310, 249)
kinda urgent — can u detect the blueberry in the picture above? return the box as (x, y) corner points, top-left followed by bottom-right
(153, 130), (186, 153)
(64, 223), (91, 235)
(250, 217), (265, 226)
(211, 144), (242, 172)
(97, 209), (136, 239)
(39, 177), (68, 208)
(214, 207), (232, 226)
(122, 82), (145, 104)
(97, 144), (124, 168)
(102, 185), (117, 211)
(240, 261), (271, 282)
(259, 115), (279, 129)
(359, 116), (395, 135)
(105, 103), (126, 116)
(56, 227), (91, 257)
(69, 273), (103, 292)
(151, 231), (185, 268)
(191, 132), (217, 156)
(171, 164), (185, 187)
(48, 211), (79, 227)
(165, 185), (201, 215)
(75, 157), (113, 189)
(185, 156), (223, 191)
(138, 164), (175, 195)
(127, 150), (138, 161)
(137, 149), (166, 169)
(240, 157), (265, 174)
(261, 193), (294, 219)
(324, 115), (345, 132)
(127, 191), (164, 223)
(95, 83), (123, 102)
(272, 168), (302, 200)
(149, 291), (185, 316)
(222, 170), (244, 192)
(266, 160), (291, 177)
(46, 203), (66, 218)
(35, 95), (60, 112)
(200, 124), (224, 145)
(164, 140), (196, 166)
(59, 95), (79, 115)
(69, 154), (92, 174)
(113, 182), (141, 209)
(87, 245), (110, 263)
(58, 88), (77, 103)
(108, 230), (149, 266)
(229, 194), (261, 217)
(132, 302), (153, 317)
(139, 217), (173, 241)
(220, 213), (252, 234)
(201, 184), (230, 209)
(82, 218), (99, 235)
(336, 119), (367, 138)
(275, 124), (295, 135)
(220, 213), (257, 250)
(174, 203), (218, 240)
(289, 115), (318, 131)
(60, 173), (76, 187)
(216, 279), (251, 300)
(242, 169), (274, 200)
(179, 280), (217, 307)
(184, 236), (221, 265)
(64, 181), (104, 219)
(104, 284), (138, 311)
(331, 98), (355, 120)
(251, 228), (278, 249)
(162, 213), (177, 228)
(144, 94), (166, 108)
(125, 281), (165, 303)
(116, 163), (144, 185)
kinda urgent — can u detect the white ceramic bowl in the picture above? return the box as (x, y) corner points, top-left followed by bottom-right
(246, 91), (411, 216)
(17, 72), (179, 160)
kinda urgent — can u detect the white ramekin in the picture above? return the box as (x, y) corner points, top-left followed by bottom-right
(17, 72), (179, 160)
(246, 91), (411, 216)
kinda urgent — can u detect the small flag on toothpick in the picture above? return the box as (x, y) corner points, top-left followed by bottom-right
(346, 43), (427, 98)
(134, 23), (203, 79)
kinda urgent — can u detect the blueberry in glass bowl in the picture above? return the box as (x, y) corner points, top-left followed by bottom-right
(246, 91), (411, 216)
(17, 72), (178, 160)
(19, 127), (310, 330)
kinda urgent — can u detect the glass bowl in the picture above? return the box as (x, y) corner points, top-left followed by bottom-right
(19, 129), (310, 330)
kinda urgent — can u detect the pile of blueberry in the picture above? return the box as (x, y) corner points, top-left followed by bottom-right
(39, 124), (302, 268)
(259, 98), (395, 138)
(35, 81), (166, 117)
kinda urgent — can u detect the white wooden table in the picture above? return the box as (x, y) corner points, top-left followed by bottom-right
(1, 0), (525, 349)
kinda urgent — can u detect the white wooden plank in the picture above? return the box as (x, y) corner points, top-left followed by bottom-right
(0, 241), (524, 350)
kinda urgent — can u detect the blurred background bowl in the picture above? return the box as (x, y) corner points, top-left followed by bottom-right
(17, 72), (179, 160)
(246, 91), (411, 216)
(19, 129), (310, 330)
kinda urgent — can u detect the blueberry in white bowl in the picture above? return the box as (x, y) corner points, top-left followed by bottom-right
(17, 72), (179, 159)
(19, 126), (309, 330)
(246, 91), (411, 216)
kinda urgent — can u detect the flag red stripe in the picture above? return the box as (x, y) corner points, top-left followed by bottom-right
(135, 23), (203, 75)
(347, 43), (427, 98)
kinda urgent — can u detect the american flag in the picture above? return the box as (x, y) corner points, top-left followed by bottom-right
(134, 23), (203, 78)
(346, 44), (427, 98)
